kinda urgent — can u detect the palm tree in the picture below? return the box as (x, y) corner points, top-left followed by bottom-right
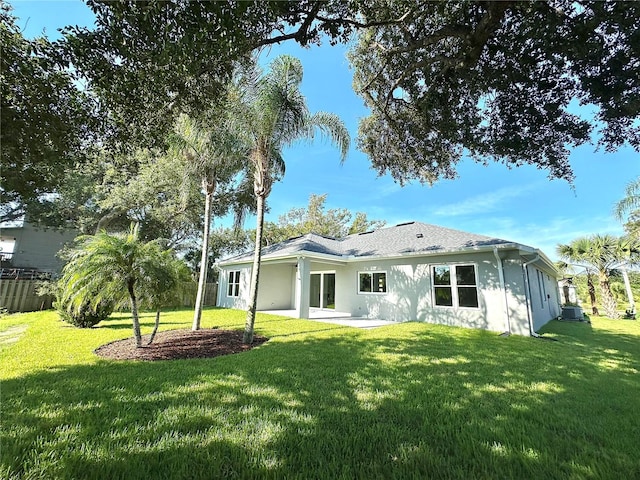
(171, 112), (249, 331)
(614, 177), (640, 222)
(557, 235), (639, 319)
(139, 251), (192, 345)
(60, 224), (181, 347)
(238, 55), (350, 344)
(554, 253), (599, 315)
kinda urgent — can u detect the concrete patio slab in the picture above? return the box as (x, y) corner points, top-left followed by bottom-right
(258, 308), (397, 329)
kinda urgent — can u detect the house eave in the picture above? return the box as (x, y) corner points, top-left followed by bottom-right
(217, 242), (548, 268)
(517, 247), (559, 278)
(217, 250), (347, 267)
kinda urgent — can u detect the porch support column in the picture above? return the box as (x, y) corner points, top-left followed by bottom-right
(295, 256), (310, 319)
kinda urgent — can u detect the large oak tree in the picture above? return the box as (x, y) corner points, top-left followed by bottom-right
(61, 0), (356, 148)
(62, 1), (639, 184)
(349, 0), (640, 184)
(1, 3), (99, 223)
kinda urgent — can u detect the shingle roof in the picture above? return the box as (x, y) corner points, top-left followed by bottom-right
(221, 221), (515, 264)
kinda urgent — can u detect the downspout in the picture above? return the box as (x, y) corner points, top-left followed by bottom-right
(493, 247), (511, 335)
(521, 255), (541, 338)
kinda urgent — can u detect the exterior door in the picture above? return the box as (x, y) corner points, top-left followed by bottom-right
(323, 273), (335, 309)
(310, 272), (335, 309)
(310, 274), (321, 308)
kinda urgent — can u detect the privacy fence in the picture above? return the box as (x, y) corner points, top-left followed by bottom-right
(0, 280), (218, 314)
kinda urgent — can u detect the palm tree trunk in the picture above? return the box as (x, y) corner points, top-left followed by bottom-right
(148, 309), (161, 345)
(193, 181), (214, 331)
(128, 281), (142, 347)
(587, 272), (599, 315)
(599, 273), (620, 319)
(621, 268), (635, 313)
(244, 192), (266, 344)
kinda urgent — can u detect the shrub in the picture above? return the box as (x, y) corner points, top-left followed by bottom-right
(54, 297), (113, 328)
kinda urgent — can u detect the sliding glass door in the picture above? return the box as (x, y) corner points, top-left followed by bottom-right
(310, 272), (335, 309)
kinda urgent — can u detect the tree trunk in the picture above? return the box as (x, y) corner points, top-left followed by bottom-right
(587, 272), (599, 315)
(599, 273), (619, 319)
(244, 192), (266, 344)
(128, 281), (142, 347)
(621, 268), (635, 313)
(148, 309), (161, 345)
(95, 209), (122, 234)
(193, 180), (215, 331)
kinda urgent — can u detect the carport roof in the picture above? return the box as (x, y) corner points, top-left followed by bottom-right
(219, 221), (515, 265)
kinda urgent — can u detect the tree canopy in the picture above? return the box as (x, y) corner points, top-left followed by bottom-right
(349, 0), (640, 184)
(5, 0), (638, 227)
(1, 3), (100, 223)
(61, 0), (356, 147)
(261, 193), (386, 244)
(59, 0), (640, 185)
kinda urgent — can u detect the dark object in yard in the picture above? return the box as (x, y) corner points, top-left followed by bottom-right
(95, 329), (268, 361)
(561, 305), (584, 322)
(624, 309), (636, 320)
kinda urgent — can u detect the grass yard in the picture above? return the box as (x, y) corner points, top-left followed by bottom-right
(1, 308), (639, 479)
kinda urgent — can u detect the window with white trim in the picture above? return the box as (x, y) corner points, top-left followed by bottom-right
(432, 264), (479, 308)
(358, 271), (387, 294)
(227, 270), (240, 297)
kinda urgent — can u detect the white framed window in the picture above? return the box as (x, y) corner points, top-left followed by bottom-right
(358, 271), (387, 294)
(432, 264), (479, 308)
(227, 270), (240, 297)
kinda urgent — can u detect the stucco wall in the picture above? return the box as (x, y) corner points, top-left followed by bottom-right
(217, 264), (251, 310)
(218, 249), (559, 336)
(501, 255), (531, 336)
(331, 252), (511, 333)
(217, 263), (295, 311)
(527, 265), (561, 331)
(256, 263), (295, 310)
(500, 254), (560, 335)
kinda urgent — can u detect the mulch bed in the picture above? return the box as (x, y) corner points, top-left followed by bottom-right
(95, 329), (268, 361)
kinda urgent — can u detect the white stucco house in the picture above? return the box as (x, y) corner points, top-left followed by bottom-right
(217, 221), (560, 336)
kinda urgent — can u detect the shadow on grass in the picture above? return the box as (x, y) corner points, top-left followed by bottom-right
(96, 321), (189, 331)
(2, 320), (639, 479)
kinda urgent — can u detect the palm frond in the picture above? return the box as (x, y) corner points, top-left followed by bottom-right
(307, 111), (351, 162)
(614, 177), (640, 221)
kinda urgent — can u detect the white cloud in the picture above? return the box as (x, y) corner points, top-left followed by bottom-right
(432, 183), (542, 217)
(474, 215), (626, 261)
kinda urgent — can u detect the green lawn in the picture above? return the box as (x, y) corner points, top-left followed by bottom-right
(1, 309), (639, 479)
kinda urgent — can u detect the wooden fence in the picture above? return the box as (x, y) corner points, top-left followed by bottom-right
(0, 279), (54, 313)
(173, 282), (218, 308)
(0, 280), (218, 314)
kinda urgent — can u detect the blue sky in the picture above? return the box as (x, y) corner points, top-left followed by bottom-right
(10, 0), (639, 260)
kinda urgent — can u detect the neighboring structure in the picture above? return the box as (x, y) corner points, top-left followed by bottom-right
(217, 221), (560, 336)
(0, 221), (79, 276)
(558, 278), (580, 305)
(0, 221), (79, 312)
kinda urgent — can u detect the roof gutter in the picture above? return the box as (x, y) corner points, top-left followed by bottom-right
(493, 247), (511, 335)
(219, 242), (531, 267)
(521, 255), (541, 338)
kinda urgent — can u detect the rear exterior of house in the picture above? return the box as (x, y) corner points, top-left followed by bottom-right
(217, 222), (560, 336)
